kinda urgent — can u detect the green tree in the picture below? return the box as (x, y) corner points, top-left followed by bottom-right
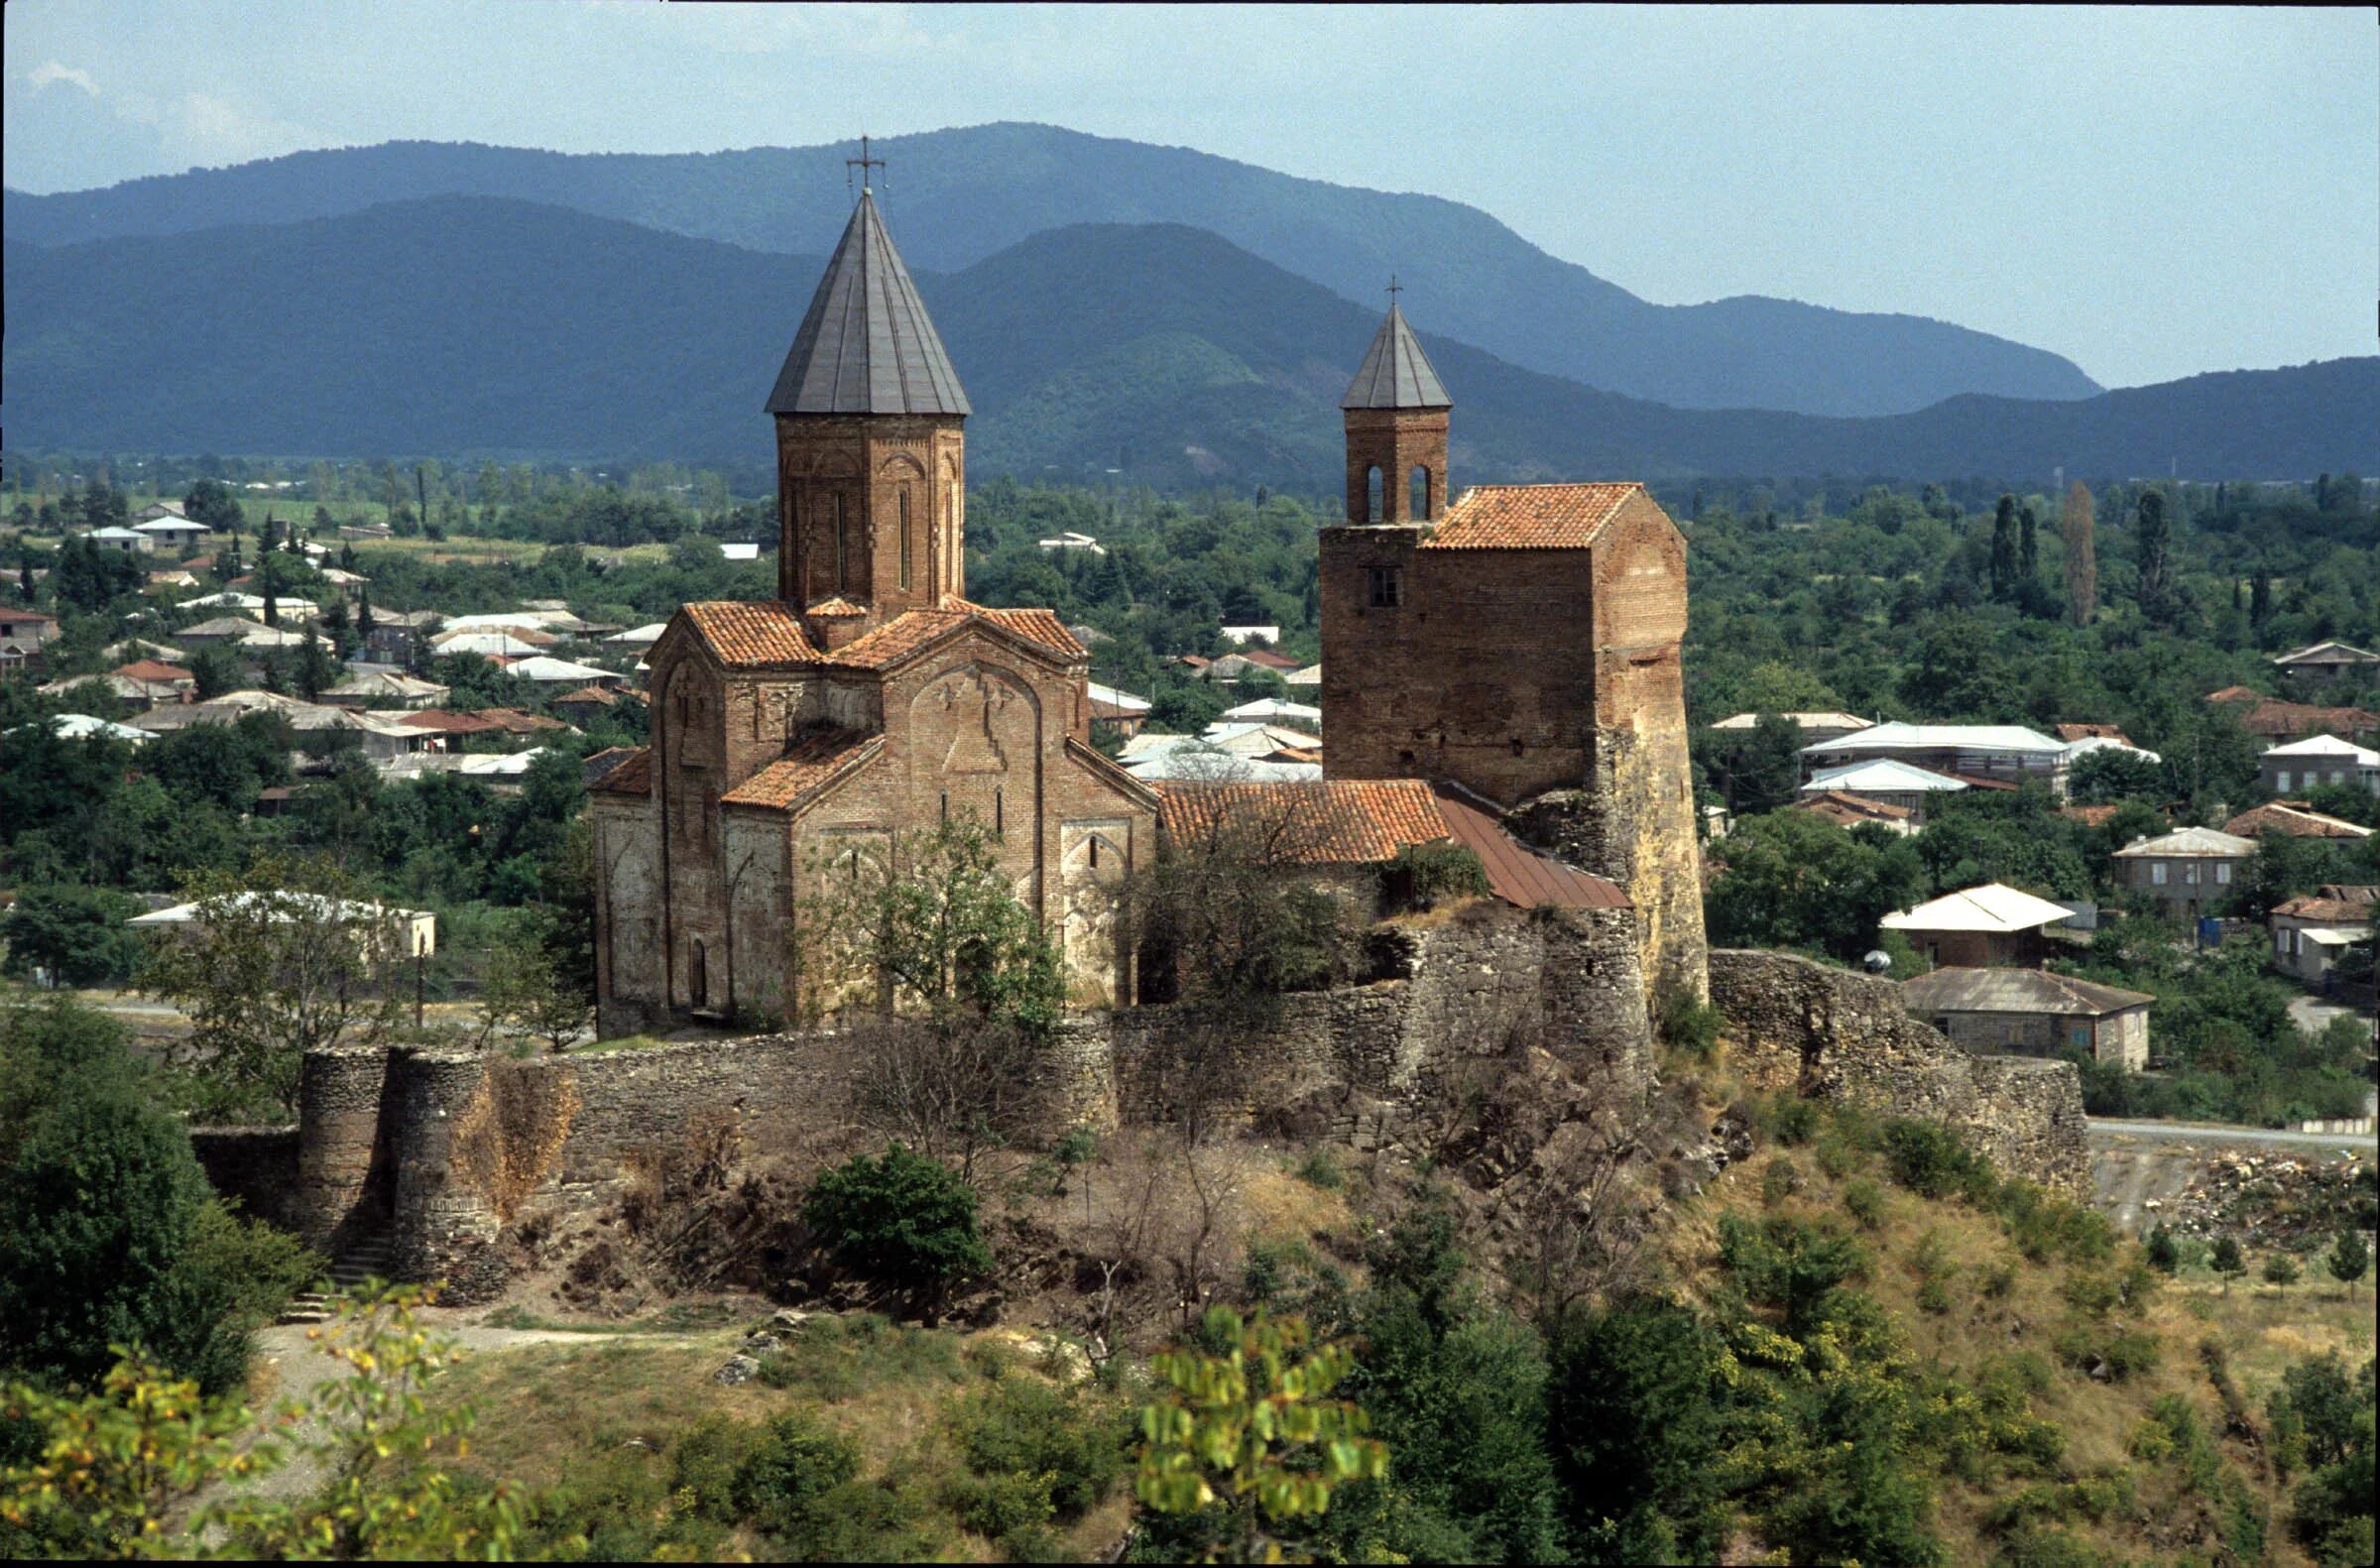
(1988, 494), (2020, 601)
(2327, 1229), (2368, 1301)
(0, 884), (144, 986)
(2264, 1253), (2302, 1292)
(2145, 1223), (2181, 1272)
(792, 814), (1065, 1033)
(2212, 1235), (2246, 1294)
(1134, 1307), (1388, 1564)
(2135, 489), (2174, 625)
(180, 479), (243, 534)
(801, 1145), (993, 1299)
(1705, 807), (1925, 961)
(137, 854), (406, 1115)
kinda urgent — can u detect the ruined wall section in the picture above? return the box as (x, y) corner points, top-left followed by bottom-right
(1708, 948), (2088, 1195)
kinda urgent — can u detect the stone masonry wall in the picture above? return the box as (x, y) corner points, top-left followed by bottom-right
(1708, 949), (2088, 1195)
(188, 1127), (300, 1232)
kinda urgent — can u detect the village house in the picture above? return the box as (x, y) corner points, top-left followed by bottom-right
(2110, 826), (2259, 919)
(551, 684), (639, 727)
(129, 893), (436, 959)
(1220, 696), (1325, 732)
(1116, 733), (1322, 783)
(322, 669), (450, 710)
(2221, 801), (2373, 841)
(1793, 789), (1916, 834)
(0, 608), (63, 675)
(1801, 721), (2071, 794)
(1085, 681), (1151, 742)
(1712, 710), (1873, 745)
(1900, 967), (2153, 1070)
(84, 526), (153, 555)
(1036, 531), (1107, 556)
(2206, 685), (2380, 743)
(2260, 734), (2380, 797)
(1797, 757), (1972, 823)
(2269, 885), (2377, 988)
(2272, 641), (2380, 685)
(1879, 882), (2078, 968)
(500, 654), (622, 687)
(134, 517), (211, 552)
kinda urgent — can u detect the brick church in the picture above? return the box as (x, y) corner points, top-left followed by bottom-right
(591, 181), (1705, 1034)
(589, 186), (1160, 1034)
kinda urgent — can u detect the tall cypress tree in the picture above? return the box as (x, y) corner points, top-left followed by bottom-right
(2135, 490), (2173, 625)
(1987, 494), (2020, 601)
(2060, 482), (2097, 629)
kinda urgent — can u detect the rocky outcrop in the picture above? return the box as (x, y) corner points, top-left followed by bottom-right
(1708, 948), (2089, 1195)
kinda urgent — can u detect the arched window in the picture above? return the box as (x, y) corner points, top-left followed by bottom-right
(689, 939), (708, 1010)
(1410, 465), (1431, 520)
(898, 489), (912, 590)
(1367, 465), (1384, 523)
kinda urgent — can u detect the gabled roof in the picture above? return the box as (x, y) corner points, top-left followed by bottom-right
(114, 660), (193, 681)
(1803, 758), (1971, 795)
(1795, 789), (1915, 827)
(1154, 779), (1449, 864)
(2112, 826), (2259, 858)
(765, 190), (970, 417)
(2273, 891), (2380, 925)
(1901, 967), (2153, 1018)
(1712, 711), (1873, 733)
(2273, 640), (2379, 666)
(1881, 883), (2076, 934)
(1341, 302), (1451, 411)
(675, 601), (822, 666)
(587, 746), (653, 795)
(2222, 802), (2372, 840)
(1424, 483), (1648, 550)
(719, 729), (882, 811)
(2262, 733), (2380, 763)
(1430, 784), (1630, 910)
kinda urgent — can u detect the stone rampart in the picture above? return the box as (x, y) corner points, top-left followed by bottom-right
(1707, 948), (2088, 1195)
(187, 1127), (300, 1232)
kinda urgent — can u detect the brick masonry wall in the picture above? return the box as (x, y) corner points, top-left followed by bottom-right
(1707, 949), (2088, 1195)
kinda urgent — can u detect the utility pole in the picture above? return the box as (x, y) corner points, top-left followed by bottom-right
(415, 938), (426, 1030)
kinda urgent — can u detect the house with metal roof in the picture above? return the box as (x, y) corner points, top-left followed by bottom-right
(1711, 711), (1873, 744)
(2111, 826), (2259, 918)
(1801, 721), (2071, 794)
(1880, 883), (2078, 968)
(2272, 640), (2380, 684)
(1900, 967), (2152, 1069)
(2260, 734), (2380, 797)
(2269, 885), (2376, 987)
(1798, 757), (1970, 823)
(1793, 789), (1917, 835)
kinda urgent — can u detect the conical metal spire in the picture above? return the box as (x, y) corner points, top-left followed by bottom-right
(1341, 301), (1451, 411)
(766, 190), (971, 417)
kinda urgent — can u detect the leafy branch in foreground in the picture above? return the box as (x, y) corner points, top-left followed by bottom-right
(1135, 1306), (1387, 1563)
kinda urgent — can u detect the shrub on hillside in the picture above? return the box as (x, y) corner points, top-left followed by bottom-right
(802, 1145), (994, 1294)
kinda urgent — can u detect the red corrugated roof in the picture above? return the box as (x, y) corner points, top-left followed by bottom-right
(1155, 780), (1449, 864)
(1430, 784), (1631, 910)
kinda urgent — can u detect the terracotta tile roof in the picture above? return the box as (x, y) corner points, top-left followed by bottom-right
(1431, 784), (1631, 909)
(2061, 803), (2123, 827)
(805, 596), (869, 619)
(2205, 685), (2263, 703)
(581, 746), (639, 787)
(1422, 482), (1645, 550)
(1241, 649), (1302, 670)
(719, 729), (882, 810)
(115, 660), (194, 681)
(553, 684), (620, 706)
(473, 708), (570, 734)
(2223, 802), (2373, 840)
(1154, 779), (1450, 865)
(678, 600), (821, 666)
(2055, 723), (2130, 743)
(588, 746), (653, 795)
(947, 600), (1085, 660)
(2205, 687), (2380, 739)
(2273, 892), (2377, 924)
(1795, 789), (1915, 828)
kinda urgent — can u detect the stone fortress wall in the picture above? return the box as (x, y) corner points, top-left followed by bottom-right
(199, 907), (2087, 1300)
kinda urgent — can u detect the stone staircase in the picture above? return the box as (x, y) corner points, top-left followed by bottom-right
(278, 1233), (398, 1325)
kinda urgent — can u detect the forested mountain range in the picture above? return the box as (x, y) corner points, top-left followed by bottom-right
(5, 196), (2372, 486)
(1, 123), (2101, 418)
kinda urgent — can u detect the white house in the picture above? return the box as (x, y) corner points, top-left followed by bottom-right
(134, 518), (210, 551)
(1801, 721), (2070, 793)
(131, 892), (436, 958)
(2261, 735), (2380, 797)
(1037, 531), (1108, 556)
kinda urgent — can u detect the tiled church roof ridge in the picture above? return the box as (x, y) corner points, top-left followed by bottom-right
(678, 599), (1082, 672)
(720, 730), (883, 810)
(677, 601), (822, 665)
(587, 746), (653, 795)
(1423, 482), (1648, 550)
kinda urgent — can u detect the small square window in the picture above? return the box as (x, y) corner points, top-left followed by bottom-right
(1368, 566), (1405, 608)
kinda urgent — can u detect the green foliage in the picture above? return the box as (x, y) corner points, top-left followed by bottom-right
(1704, 807), (1925, 961)
(1133, 1307), (1388, 1564)
(946, 1377), (1129, 1555)
(0, 883), (144, 986)
(802, 1145), (995, 1294)
(1377, 841), (1489, 912)
(1659, 990), (1725, 1061)
(2327, 1229), (2368, 1298)
(729, 1408), (861, 1539)
(2145, 1223), (2180, 1272)
(1881, 1117), (1998, 1203)
(1717, 1213), (1871, 1335)
(0, 999), (315, 1395)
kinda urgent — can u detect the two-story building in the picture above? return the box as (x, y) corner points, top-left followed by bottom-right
(2110, 826), (2258, 919)
(1879, 882), (2077, 968)
(2260, 734), (2380, 797)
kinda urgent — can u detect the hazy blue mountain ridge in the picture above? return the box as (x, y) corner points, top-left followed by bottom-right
(0, 123), (2102, 418)
(4, 198), (2371, 483)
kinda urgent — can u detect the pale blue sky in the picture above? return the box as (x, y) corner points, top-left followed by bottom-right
(6, 2), (2373, 390)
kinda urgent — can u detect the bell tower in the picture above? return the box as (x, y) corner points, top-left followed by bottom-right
(1341, 284), (1452, 525)
(765, 150), (971, 628)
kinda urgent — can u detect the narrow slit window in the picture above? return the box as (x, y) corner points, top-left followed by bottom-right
(1367, 465), (1384, 522)
(833, 492), (848, 589)
(1410, 465), (1430, 519)
(940, 791), (948, 824)
(994, 787), (1005, 837)
(898, 490), (912, 590)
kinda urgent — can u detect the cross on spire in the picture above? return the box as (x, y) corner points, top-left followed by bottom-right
(1386, 274), (1402, 303)
(846, 135), (885, 197)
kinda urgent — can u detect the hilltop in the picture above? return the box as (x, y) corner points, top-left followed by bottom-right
(0, 122), (2100, 419)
